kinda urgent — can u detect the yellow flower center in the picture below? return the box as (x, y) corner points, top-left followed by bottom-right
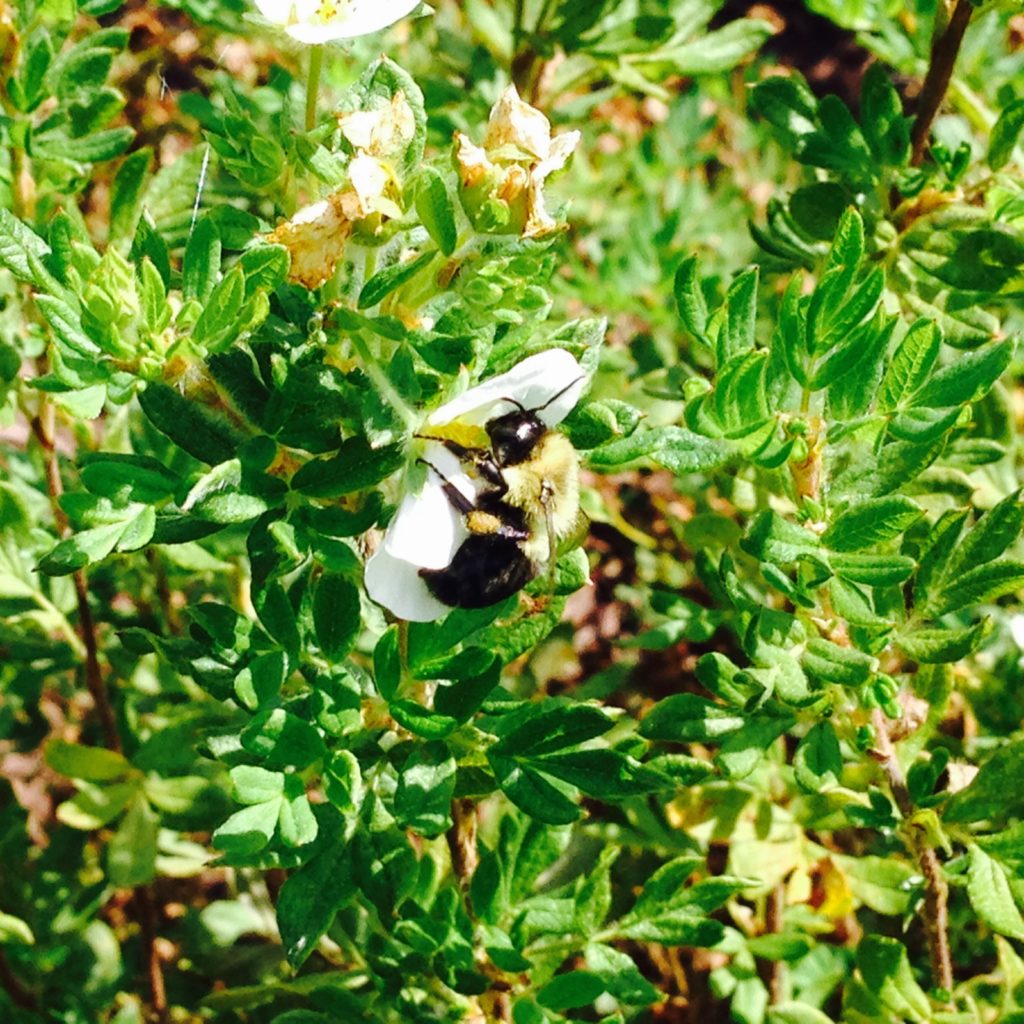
(314, 0), (350, 22)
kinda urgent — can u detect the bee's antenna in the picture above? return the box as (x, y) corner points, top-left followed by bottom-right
(535, 374), (585, 413)
(495, 396), (529, 413)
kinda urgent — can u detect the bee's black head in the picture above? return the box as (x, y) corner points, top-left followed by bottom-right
(487, 409), (546, 466)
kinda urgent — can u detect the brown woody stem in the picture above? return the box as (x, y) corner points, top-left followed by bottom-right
(910, 0), (975, 167)
(30, 391), (121, 753)
(871, 709), (953, 997)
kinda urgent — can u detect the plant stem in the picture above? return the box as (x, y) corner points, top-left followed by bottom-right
(446, 798), (479, 902)
(871, 709), (954, 999)
(136, 887), (168, 1022)
(29, 378), (170, 1018)
(758, 883), (786, 1004)
(910, 0), (975, 167)
(305, 44), (323, 134)
(0, 950), (35, 1011)
(348, 330), (417, 428)
(29, 387), (121, 753)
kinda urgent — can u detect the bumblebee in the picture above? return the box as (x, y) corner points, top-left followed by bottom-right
(418, 381), (583, 609)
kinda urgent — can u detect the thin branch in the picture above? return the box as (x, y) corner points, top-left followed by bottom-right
(0, 950), (36, 1011)
(759, 882), (786, 1004)
(871, 709), (953, 998)
(446, 798), (479, 902)
(910, 0), (975, 167)
(29, 395), (121, 753)
(136, 887), (168, 1022)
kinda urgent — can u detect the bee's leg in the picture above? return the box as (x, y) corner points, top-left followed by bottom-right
(541, 482), (558, 593)
(417, 436), (507, 495)
(472, 493), (530, 542)
(418, 458), (476, 516)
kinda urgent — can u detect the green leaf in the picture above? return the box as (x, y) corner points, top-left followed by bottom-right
(631, 856), (704, 917)
(415, 169), (457, 256)
(230, 765), (285, 805)
(929, 559), (1024, 617)
(0, 208), (53, 285)
(855, 935), (931, 1021)
(213, 799), (280, 856)
(945, 741), (1024, 823)
(534, 749), (662, 799)
(915, 339), (1012, 409)
(967, 844), (1024, 940)
(182, 217), (221, 303)
(793, 721), (842, 791)
(57, 781), (137, 830)
(803, 638), (875, 685)
(490, 704), (613, 757)
(38, 514), (146, 576)
(33, 126), (134, 164)
(241, 708), (326, 769)
(488, 755), (579, 825)
(0, 912), (34, 946)
(750, 74), (819, 143)
(138, 381), (241, 465)
(716, 715), (793, 779)
(823, 496), (922, 552)
(239, 244), (289, 296)
(277, 777), (318, 847)
(358, 249), (437, 309)
(536, 971), (605, 1011)
(767, 1004), (836, 1024)
(46, 740), (132, 782)
(109, 147), (152, 249)
(80, 452), (179, 505)
(616, 913), (724, 947)
(830, 552), (916, 586)
(718, 266), (758, 366)
(432, 652), (502, 723)
(897, 619), (990, 664)
(988, 98), (1024, 170)
(107, 794), (159, 887)
(394, 741), (456, 837)
(388, 700), (459, 739)
(675, 256), (709, 344)
(291, 438), (404, 498)
(640, 693), (745, 742)
(586, 425), (730, 473)
(742, 510), (821, 565)
(192, 266), (245, 349)
(585, 942), (660, 1006)
(313, 572), (360, 662)
(945, 490), (1024, 582)
(877, 319), (941, 413)
(276, 834), (353, 968)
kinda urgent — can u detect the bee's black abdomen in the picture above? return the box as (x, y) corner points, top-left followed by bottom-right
(420, 534), (535, 608)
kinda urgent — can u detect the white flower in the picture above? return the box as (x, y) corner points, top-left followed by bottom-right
(253, 0), (421, 45)
(453, 85), (581, 238)
(364, 348), (586, 622)
(266, 157), (399, 289)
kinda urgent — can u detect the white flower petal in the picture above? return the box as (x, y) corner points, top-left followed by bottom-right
(341, 0), (422, 36)
(365, 447), (478, 622)
(260, 0), (422, 42)
(428, 349), (585, 429)
(382, 447), (473, 570)
(535, 129), (580, 179)
(1011, 613), (1024, 651)
(483, 85), (552, 160)
(364, 546), (451, 622)
(253, 0), (294, 23)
